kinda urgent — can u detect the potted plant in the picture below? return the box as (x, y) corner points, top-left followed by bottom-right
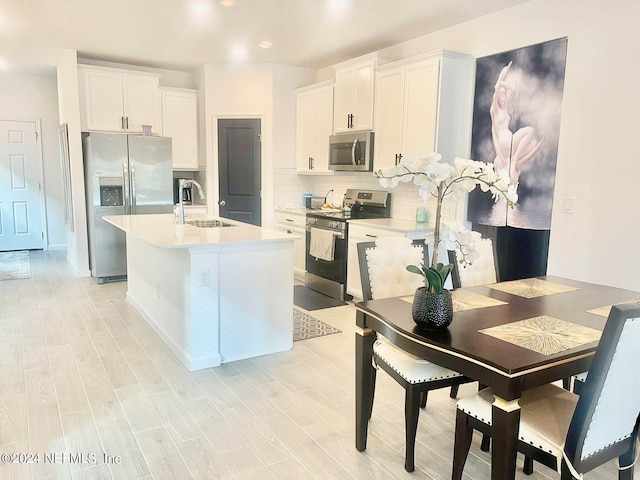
(376, 153), (518, 328)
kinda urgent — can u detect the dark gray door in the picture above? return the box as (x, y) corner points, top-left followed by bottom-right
(217, 119), (261, 226)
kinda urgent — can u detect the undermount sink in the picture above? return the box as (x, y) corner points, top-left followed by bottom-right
(186, 219), (235, 228)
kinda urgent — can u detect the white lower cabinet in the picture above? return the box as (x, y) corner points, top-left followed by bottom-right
(275, 211), (307, 281)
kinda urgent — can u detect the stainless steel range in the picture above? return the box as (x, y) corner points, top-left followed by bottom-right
(305, 189), (391, 301)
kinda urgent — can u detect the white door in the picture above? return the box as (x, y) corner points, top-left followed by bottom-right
(0, 120), (43, 251)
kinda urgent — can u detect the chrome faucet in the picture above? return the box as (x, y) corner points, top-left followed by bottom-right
(178, 179), (205, 224)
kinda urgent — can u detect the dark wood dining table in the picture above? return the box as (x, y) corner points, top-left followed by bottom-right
(354, 275), (640, 480)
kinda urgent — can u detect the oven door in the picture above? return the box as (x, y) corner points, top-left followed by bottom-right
(305, 225), (348, 299)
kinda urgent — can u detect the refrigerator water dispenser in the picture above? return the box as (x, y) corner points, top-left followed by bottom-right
(99, 177), (124, 207)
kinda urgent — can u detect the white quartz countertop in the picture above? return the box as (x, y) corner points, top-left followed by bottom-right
(347, 217), (434, 234)
(104, 214), (293, 249)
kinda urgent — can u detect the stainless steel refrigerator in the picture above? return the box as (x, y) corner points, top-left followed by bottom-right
(83, 132), (173, 282)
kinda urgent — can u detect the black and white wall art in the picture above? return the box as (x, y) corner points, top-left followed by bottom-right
(467, 38), (568, 230)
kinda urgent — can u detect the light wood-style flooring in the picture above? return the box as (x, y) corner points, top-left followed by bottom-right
(0, 251), (620, 479)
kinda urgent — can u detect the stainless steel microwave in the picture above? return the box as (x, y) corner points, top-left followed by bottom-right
(328, 131), (374, 172)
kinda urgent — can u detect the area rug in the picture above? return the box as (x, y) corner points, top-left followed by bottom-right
(0, 251), (31, 280)
(294, 285), (346, 311)
(293, 308), (341, 342)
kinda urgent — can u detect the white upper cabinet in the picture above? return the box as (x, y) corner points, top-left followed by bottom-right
(296, 81), (334, 174)
(161, 87), (199, 170)
(373, 51), (475, 170)
(373, 65), (405, 168)
(79, 65), (161, 134)
(333, 53), (397, 133)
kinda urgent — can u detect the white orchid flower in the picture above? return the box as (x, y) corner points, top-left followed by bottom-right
(374, 152), (518, 274)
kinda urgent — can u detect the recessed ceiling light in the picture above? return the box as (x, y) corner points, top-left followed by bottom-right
(258, 41), (272, 49)
(329, 0), (346, 8)
(192, 1), (210, 13)
(232, 47), (247, 60)
(0, 58), (7, 69)
(219, 0), (235, 6)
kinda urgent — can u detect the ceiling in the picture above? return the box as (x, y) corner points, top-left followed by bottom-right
(0, 0), (530, 74)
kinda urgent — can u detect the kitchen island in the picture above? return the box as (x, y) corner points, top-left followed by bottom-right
(104, 213), (294, 371)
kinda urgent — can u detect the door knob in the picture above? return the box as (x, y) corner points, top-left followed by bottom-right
(219, 200), (226, 206)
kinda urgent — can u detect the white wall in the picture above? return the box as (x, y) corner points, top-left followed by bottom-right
(0, 71), (67, 249)
(200, 63), (315, 227)
(56, 49), (90, 276)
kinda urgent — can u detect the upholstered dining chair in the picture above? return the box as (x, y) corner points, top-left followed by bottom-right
(448, 237), (499, 289)
(448, 237), (499, 456)
(357, 237), (473, 472)
(451, 303), (640, 480)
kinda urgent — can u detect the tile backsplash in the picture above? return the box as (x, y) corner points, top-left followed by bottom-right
(274, 167), (460, 225)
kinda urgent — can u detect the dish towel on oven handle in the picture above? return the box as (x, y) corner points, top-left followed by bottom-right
(309, 227), (335, 261)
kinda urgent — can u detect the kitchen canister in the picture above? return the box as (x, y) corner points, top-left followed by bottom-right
(303, 193), (312, 207)
(416, 207), (427, 223)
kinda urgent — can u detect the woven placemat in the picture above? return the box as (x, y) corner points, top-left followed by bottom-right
(479, 315), (601, 355)
(489, 278), (579, 299)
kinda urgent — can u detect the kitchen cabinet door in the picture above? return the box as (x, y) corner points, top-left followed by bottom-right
(314, 84), (334, 169)
(333, 58), (375, 133)
(373, 66), (405, 170)
(372, 51), (473, 172)
(352, 59), (375, 131)
(333, 66), (355, 133)
(275, 211), (306, 280)
(161, 88), (199, 170)
(296, 89), (316, 172)
(402, 58), (440, 159)
(123, 74), (161, 134)
(296, 82), (333, 174)
(81, 68), (125, 132)
(79, 66), (160, 133)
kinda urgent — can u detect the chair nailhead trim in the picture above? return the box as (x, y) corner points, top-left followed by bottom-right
(374, 352), (462, 384)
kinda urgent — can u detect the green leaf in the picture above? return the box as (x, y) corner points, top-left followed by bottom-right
(424, 268), (444, 294)
(406, 264), (424, 276)
(439, 263), (454, 283)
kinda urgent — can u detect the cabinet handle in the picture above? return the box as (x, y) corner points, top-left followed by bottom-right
(365, 234), (377, 238)
(285, 218), (294, 222)
(286, 229), (293, 234)
(398, 153), (403, 163)
(310, 157), (314, 170)
(125, 117), (129, 130)
(121, 116), (125, 130)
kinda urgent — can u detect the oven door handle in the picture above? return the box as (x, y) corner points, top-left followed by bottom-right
(305, 225), (345, 240)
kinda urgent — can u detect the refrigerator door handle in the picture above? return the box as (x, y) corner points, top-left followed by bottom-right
(122, 162), (130, 214)
(131, 163), (136, 214)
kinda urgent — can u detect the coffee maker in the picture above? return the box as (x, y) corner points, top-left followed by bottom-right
(173, 178), (192, 204)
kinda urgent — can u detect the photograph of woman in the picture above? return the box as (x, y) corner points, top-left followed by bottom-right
(467, 38), (567, 230)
